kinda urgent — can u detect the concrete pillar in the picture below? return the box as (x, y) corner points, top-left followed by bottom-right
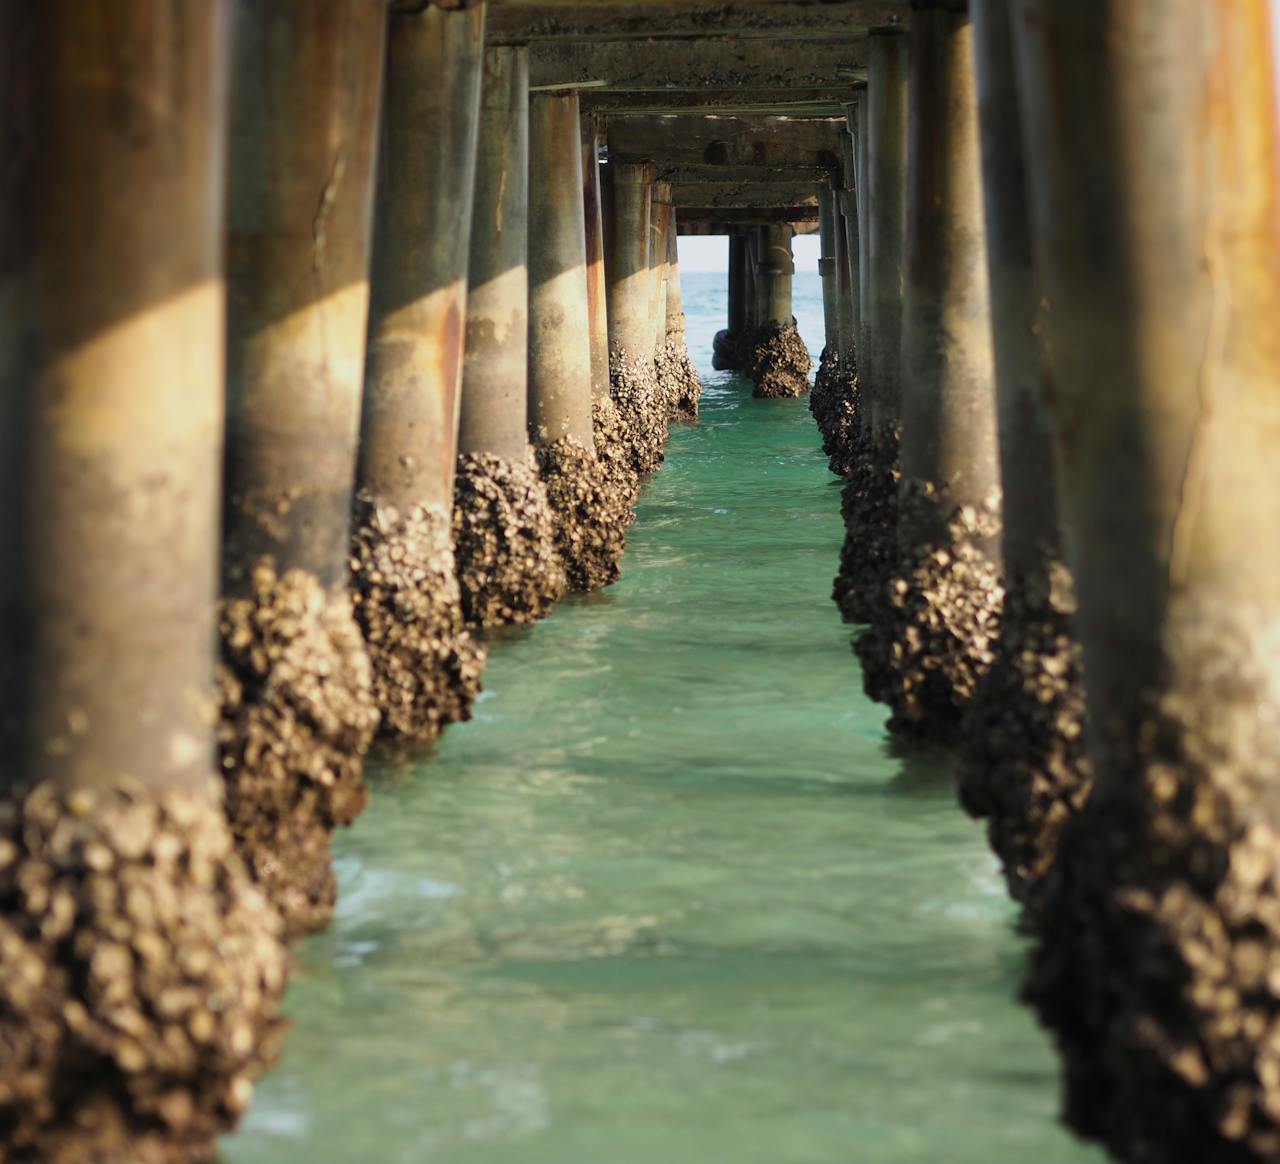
(837, 192), (860, 349)
(221, 0), (385, 937)
(749, 228), (771, 331)
(835, 198), (859, 363)
(361, 2), (485, 514)
(528, 93), (629, 593)
(581, 117), (611, 400)
(832, 189), (857, 362)
(830, 27), (911, 630)
(856, 1), (1000, 743)
(664, 210), (686, 339)
(601, 158), (666, 474)
(837, 127), (862, 358)
(604, 161), (655, 363)
(898, 5), (999, 552)
(648, 182), (674, 359)
(354, 1), (488, 741)
(3, 11), (229, 799)
(459, 46), (530, 462)
(863, 28), (909, 441)
(814, 184), (861, 475)
(0, 4), (286, 1158)
(957, 0), (1088, 909)
(455, 46), (566, 626)
(744, 224), (810, 399)
(742, 231), (760, 333)
(528, 92), (594, 447)
(970, 6), (1059, 583)
(715, 230), (750, 371)
(853, 92), (872, 362)
(817, 187), (842, 356)
(1013, 4), (1280, 1158)
(760, 225), (795, 324)
(225, 0), (385, 594)
(728, 232), (750, 339)
(656, 204), (702, 421)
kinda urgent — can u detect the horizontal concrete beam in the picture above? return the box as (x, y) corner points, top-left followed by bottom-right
(678, 208), (820, 231)
(657, 163), (834, 185)
(585, 90), (851, 117)
(606, 114), (845, 166)
(489, 1), (907, 44)
(670, 180), (822, 209)
(530, 40), (868, 91)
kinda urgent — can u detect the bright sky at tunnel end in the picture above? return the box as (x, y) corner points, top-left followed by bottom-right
(677, 234), (821, 274)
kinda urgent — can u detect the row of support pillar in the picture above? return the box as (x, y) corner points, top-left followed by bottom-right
(0, 2), (703, 1160)
(812, 1), (1280, 1161)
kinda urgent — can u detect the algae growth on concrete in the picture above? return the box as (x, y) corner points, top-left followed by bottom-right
(222, 272), (1103, 1164)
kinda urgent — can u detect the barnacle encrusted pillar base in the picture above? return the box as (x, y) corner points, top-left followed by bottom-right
(831, 425), (900, 625)
(217, 566), (380, 939)
(453, 452), (568, 630)
(742, 320), (812, 399)
(609, 352), (668, 477)
(957, 559), (1092, 912)
(809, 352), (860, 477)
(0, 784), (288, 1164)
(654, 334), (702, 421)
(537, 438), (630, 593)
(853, 481), (1003, 745)
(1025, 610), (1280, 1164)
(350, 499), (487, 743)
(592, 395), (642, 513)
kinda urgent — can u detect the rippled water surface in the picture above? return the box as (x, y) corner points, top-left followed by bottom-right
(222, 271), (1103, 1164)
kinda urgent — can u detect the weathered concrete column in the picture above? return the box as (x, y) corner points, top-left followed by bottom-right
(459, 47), (531, 466)
(583, 124), (641, 510)
(855, 0), (1001, 743)
(862, 30), (910, 443)
(743, 231), (761, 334)
(354, 1), (487, 742)
(747, 230), (766, 329)
(648, 182), (680, 419)
(837, 188), (861, 339)
(605, 161), (655, 363)
(220, 0), (385, 940)
(581, 117), (611, 401)
(853, 92), (873, 362)
(761, 225), (795, 324)
(604, 160), (666, 474)
(957, 0), (1089, 911)
(812, 185), (861, 477)
(714, 231), (750, 371)
(528, 91), (628, 593)
(1011, 4), (1280, 1160)
(837, 124), (863, 358)
(0, 5), (286, 1159)
(663, 214), (687, 342)
(831, 28), (908, 627)
(655, 205), (703, 420)
(455, 46), (566, 629)
(529, 93), (595, 450)
(832, 190), (858, 366)
(817, 188), (841, 359)
(743, 224), (811, 399)
(729, 233), (750, 339)
(648, 182), (673, 363)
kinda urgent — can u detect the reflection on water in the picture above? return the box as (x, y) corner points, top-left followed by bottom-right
(221, 274), (1103, 1164)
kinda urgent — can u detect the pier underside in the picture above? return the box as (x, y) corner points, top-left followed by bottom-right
(2, 3), (1278, 1163)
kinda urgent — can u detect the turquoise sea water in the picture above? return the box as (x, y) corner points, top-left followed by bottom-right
(221, 272), (1104, 1164)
